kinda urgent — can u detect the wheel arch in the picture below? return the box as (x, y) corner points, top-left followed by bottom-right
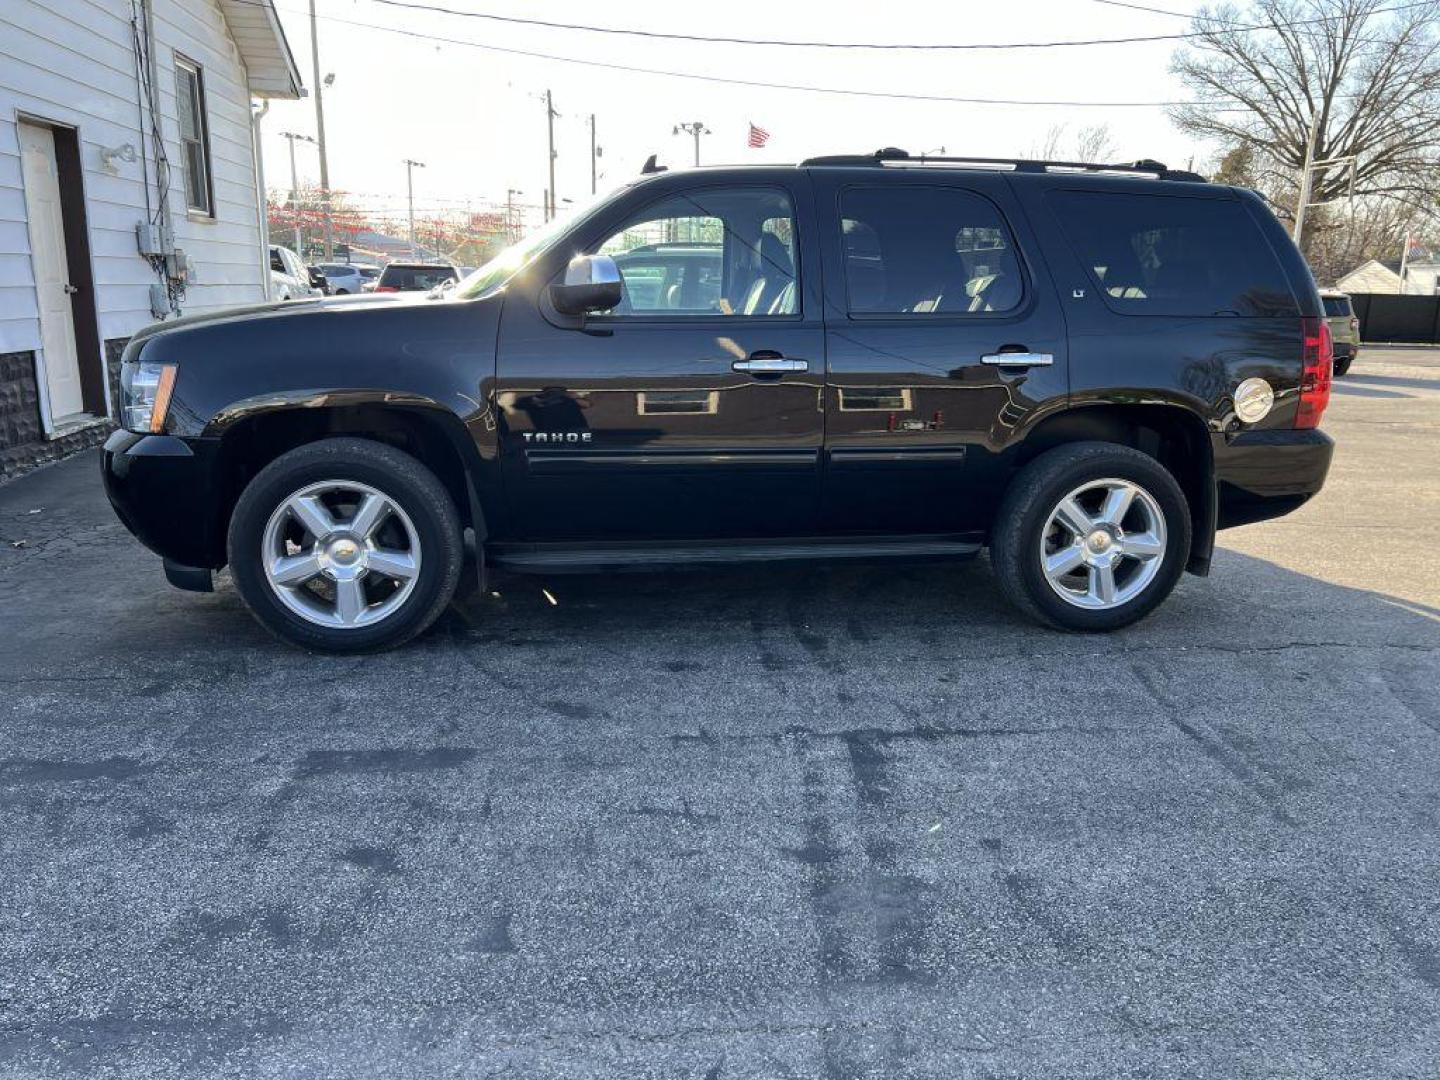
(210, 396), (491, 566)
(1017, 401), (1216, 575)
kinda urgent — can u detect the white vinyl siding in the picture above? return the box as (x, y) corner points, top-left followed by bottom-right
(0, 0), (271, 355)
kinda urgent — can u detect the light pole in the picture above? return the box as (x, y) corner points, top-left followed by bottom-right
(544, 89), (557, 221)
(588, 113), (600, 195)
(403, 158), (425, 254)
(1292, 112), (1320, 248)
(674, 120), (710, 167)
(279, 131), (315, 255)
(309, 0), (334, 259)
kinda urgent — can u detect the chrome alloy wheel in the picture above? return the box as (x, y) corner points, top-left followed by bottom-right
(261, 480), (421, 629)
(1039, 477), (1166, 610)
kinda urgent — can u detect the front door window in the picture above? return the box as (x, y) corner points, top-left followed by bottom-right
(594, 188), (799, 318)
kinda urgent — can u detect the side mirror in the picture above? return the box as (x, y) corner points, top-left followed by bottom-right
(549, 254), (622, 316)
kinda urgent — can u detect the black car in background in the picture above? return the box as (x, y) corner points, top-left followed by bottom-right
(374, 262), (459, 293)
(104, 149), (1334, 651)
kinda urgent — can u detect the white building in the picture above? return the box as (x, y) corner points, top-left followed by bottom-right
(1, 0), (300, 479)
(1335, 258), (1440, 296)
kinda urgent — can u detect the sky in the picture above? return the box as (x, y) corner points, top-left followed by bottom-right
(256, 0), (1214, 234)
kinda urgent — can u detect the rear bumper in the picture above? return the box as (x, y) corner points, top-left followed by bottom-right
(102, 430), (226, 569)
(1213, 428), (1334, 529)
(1333, 341), (1357, 360)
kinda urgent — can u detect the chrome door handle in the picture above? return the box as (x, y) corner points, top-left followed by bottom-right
(981, 351), (1053, 367)
(732, 357), (808, 373)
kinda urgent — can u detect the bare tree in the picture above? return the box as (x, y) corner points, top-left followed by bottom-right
(1030, 124), (1067, 161)
(1028, 122), (1119, 162)
(1073, 124), (1118, 163)
(1170, 0), (1440, 252)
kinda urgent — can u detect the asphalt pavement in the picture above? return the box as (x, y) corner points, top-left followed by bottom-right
(0, 348), (1437, 1079)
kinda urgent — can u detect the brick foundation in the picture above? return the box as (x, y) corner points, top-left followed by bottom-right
(0, 340), (126, 484)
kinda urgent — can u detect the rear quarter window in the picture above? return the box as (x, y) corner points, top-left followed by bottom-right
(379, 266), (457, 290)
(1049, 191), (1298, 318)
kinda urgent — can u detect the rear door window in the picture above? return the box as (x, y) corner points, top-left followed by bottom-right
(839, 186), (1025, 316)
(1050, 191), (1297, 317)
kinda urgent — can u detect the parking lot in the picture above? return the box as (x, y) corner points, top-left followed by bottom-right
(1, 347), (1437, 1078)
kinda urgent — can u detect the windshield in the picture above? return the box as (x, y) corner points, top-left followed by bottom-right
(454, 189), (621, 300)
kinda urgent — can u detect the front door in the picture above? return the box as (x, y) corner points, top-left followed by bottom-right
(495, 179), (825, 541)
(812, 170), (1069, 535)
(19, 121), (84, 422)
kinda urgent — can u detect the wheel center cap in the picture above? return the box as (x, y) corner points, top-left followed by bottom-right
(328, 538), (361, 565)
(1086, 530), (1113, 553)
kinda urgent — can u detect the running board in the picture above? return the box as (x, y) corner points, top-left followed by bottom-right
(488, 535), (983, 573)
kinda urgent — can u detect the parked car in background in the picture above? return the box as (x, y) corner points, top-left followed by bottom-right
(357, 266), (383, 292)
(375, 262), (459, 292)
(307, 265), (329, 295)
(314, 263), (368, 295)
(1321, 290), (1360, 376)
(107, 148), (1336, 651)
(612, 243), (724, 312)
(269, 245), (320, 301)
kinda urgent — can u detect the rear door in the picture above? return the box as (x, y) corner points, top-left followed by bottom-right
(812, 169), (1069, 535)
(494, 177), (825, 541)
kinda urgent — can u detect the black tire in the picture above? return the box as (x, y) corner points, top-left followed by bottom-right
(1333, 355), (1352, 377)
(990, 441), (1191, 632)
(227, 437), (463, 652)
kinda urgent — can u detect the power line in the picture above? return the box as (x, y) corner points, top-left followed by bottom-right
(355, 0), (1436, 51)
(247, 0), (1427, 108)
(250, 0), (1212, 107)
(1087, 0), (1194, 17)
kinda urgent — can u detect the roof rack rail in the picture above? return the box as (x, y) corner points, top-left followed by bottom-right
(799, 148), (1205, 182)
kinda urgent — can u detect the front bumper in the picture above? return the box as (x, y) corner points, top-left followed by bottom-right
(103, 430), (227, 569)
(1214, 428), (1334, 529)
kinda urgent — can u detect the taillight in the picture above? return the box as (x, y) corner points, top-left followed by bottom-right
(1350, 316), (1359, 334)
(375, 285), (398, 292)
(1295, 316), (1333, 429)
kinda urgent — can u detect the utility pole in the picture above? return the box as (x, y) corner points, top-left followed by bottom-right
(309, 0), (333, 259)
(506, 188), (523, 242)
(1292, 112), (1321, 249)
(674, 120), (710, 166)
(1400, 231), (1413, 292)
(280, 131), (315, 255)
(589, 113), (599, 195)
(545, 89), (557, 221)
(403, 158), (425, 254)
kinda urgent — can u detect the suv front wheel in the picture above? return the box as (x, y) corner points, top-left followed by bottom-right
(227, 438), (463, 652)
(991, 442), (1191, 632)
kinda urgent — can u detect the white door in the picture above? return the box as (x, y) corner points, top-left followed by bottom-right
(19, 122), (85, 422)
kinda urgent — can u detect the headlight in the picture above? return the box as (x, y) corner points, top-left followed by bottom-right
(119, 359), (177, 433)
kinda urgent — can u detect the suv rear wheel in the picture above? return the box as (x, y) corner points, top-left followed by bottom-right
(991, 442), (1191, 632)
(227, 438), (463, 652)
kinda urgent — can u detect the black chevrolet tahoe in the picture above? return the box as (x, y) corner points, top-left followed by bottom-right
(104, 149), (1335, 652)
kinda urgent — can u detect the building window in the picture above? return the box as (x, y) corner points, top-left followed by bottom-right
(175, 57), (213, 216)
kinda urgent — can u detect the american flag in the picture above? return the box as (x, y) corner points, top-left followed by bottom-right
(747, 122), (771, 149)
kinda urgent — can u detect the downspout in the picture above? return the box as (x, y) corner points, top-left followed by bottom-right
(253, 99), (272, 300)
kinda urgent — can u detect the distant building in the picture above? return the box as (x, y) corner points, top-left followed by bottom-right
(1, 0), (301, 480)
(1335, 257), (1440, 296)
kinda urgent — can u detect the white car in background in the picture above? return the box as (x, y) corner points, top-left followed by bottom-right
(269, 245), (320, 301)
(313, 262), (369, 295)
